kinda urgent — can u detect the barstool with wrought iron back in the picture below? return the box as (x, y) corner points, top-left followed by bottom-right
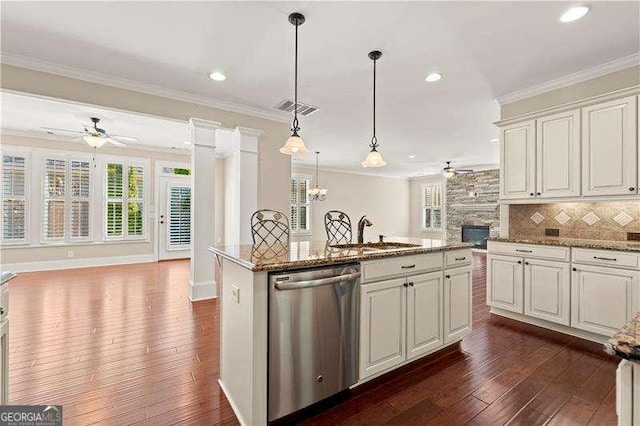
(251, 209), (290, 246)
(324, 210), (352, 245)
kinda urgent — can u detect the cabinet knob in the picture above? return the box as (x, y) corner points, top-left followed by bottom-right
(445, 275), (451, 279)
(524, 261), (529, 265)
(529, 193), (534, 196)
(536, 192), (541, 196)
(517, 260), (522, 264)
(572, 267), (577, 272)
(630, 187), (636, 192)
(408, 282), (414, 287)
(403, 282), (408, 287)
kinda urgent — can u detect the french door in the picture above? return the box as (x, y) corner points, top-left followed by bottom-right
(158, 176), (191, 260)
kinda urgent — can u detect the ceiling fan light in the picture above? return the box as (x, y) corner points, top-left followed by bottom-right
(361, 149), (387, 168)
(84, 135), (107, 148)
(443, 169), (456, 179)
(279, 135), (308, 156)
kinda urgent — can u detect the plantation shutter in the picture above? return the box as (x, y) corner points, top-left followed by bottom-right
(290, 177), (310, 233)
(168, 185), (191, 248)
(2, 154), (27, 242)
(105, 162), (145, 239)
(106, 163), (124, 237)
(70, 160), (91, 238)
(43, 158), (66, 239)
(127, 165), (144, 236)
(290, 179), (299, 232)
(423, 185), (442, 230)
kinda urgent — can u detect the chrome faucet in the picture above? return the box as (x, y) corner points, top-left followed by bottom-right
(357, 215), (373, 244)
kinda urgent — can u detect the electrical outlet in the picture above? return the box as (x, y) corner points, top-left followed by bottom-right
(628, 232), (640, 241)
(67, 251), (74, 258)
(231, 285), (240, 304)
(545, 228), (560, 237)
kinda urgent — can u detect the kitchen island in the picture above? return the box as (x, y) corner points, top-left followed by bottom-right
(208, 238), (473, 425)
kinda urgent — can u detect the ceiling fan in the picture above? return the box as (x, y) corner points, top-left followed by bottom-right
(442, 161), (473, 178)
(41, 117), (138, 148)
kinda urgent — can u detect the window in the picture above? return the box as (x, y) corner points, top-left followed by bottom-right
(168, 185), (191, 248)
(105, 162), (146, 239)
(43, 157), (92, 241)
(1, 154), (27, 243)
(422, 184), (442, 230)
(290, 176), (311, 234)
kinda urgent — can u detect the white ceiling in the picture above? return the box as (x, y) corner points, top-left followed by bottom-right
(1, 92), (191, 152)
(2, 1), (639, 177)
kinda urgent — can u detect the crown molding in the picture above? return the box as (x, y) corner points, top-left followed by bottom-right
(1, 52), (291, 124)
(496, 53), (640, 106)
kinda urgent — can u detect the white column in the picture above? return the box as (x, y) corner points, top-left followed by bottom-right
(189, 118), (221, 301)
(224, 126), (262, 246)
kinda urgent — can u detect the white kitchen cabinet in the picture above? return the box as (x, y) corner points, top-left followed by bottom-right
(406, 272), (443, 360)
(536, 109), (581, 198)
(444, 266), (472, 344)
(0, 319), (7, 404)
(359, 277), (406, 378)
(487, 254), (524, 314)
(500, 120), (536, 199)
(571, 264), (640, 336)
(524, 258), (570, 326)
(582, 96), (638, 196)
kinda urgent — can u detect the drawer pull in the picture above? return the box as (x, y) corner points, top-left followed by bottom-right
(593, 256), (617, 261)
(401, 264), (416, 269)
(516, 249), (533, 253)
(454, 257), (466, 261)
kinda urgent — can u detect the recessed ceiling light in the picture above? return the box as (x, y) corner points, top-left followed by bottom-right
(489, 138), (499, 143)
(183, 141), (192, 145)
(559, 6), (590, 23)
(425, 72), (442, 82)
(209, 71), (226, 81)
(408, 155), (416, 159)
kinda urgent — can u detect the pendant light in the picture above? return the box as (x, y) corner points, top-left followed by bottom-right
(279, 13), (309, 156)
(361, 50), (387, 168)
(308, 151), (328, 201)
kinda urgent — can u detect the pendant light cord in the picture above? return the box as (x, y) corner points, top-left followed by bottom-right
(371, 56), (378, 149)
(315, 151), (319, 187)
(292, 21), (300, 134)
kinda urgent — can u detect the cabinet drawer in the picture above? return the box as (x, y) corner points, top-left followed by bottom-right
(444, 249), (472, 268)
(488, 242), (569, 262)
(572, 248), (640, 270)
(361, 253), (443, 283)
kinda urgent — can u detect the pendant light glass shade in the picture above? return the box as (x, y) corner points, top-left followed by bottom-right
(361, 148), (387, 168)
(442, 169), (456, 179)
(279, 134), (308, 155)
(84, 135), (107, 148)
(280, 13), (309, 157)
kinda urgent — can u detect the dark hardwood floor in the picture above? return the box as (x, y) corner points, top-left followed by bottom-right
(9, 253), (618, 425)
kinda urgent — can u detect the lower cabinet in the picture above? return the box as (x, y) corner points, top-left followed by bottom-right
(444, 266), (472, 343)
(359, 278), (407, 378)
(407, 271), (443, 360)
(524, 258), (571, 326)
(571, 264), (640, 336)
(487, 254), (524, 313)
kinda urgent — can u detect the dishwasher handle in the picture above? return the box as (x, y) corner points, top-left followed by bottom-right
(275, 271), (361, 291)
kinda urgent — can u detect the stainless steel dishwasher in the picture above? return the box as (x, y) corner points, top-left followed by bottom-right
(268, 263), (360, 421)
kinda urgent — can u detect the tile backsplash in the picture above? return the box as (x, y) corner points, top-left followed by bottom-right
(509, 201), (640, 241)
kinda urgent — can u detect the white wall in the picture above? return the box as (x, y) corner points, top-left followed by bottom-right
(409, 174), (445, 239)
(291, 167), (411, 241)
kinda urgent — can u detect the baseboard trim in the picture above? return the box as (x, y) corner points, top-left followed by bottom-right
(218, 379), (247, 426)
(2, 254), (156, 273)
(489, 307), (608, 344)
(189, 280), (217, 301)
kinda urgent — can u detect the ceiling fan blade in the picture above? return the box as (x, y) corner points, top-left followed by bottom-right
(106, 138), (127, 147)
(456, 169), (474, 174)
(41, 127), (84, 134)
(109, 134), (138, 142)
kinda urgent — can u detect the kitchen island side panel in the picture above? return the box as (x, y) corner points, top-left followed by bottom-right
(220, 259), (268, 426)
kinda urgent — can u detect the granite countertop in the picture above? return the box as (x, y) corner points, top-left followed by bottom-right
(208, 237), (473, 272)
(488, 237), (640, 253)
(605, 313), (640, 361)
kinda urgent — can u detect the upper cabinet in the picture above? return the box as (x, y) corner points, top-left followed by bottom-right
(500, 120), (536, 199)
(582, 96), (638, 196)
(536, 110), (581, 198)
(498, 95), (639, 201)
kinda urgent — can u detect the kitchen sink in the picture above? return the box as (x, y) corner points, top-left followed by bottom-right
(331, 242), (421, 251)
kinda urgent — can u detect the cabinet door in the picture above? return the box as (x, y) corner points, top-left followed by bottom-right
(571, 264), (640, 336)
(500, 120), (536, 199)
(359, 278), (406, 379)
(444, 266), (472, 344)
(524, 258), (570, 326)
(487, 254), (524, 313)
(582, 96), (638, 196)
(536, 110), (581, 198)
(407, 272), (443, 360)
